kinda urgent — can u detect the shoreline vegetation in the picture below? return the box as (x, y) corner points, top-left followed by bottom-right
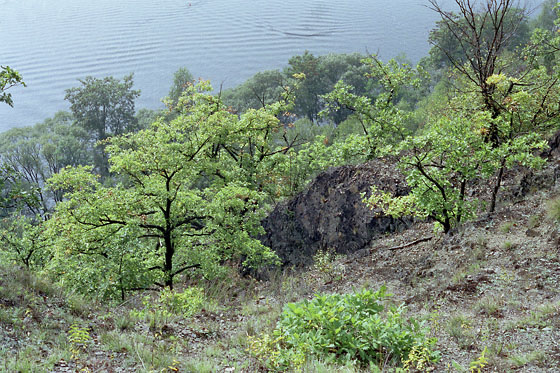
(1, 0), (559, 371)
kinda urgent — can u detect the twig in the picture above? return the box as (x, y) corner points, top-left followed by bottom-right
(388, 236), (433, 250)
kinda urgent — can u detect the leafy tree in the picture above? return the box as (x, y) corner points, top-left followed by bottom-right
(428, 0), (560, 212)
(284, 51), (323, 122)
(365, 108), (546, 233)
(529, 1), (560, 71)
(363, 65), (559, 233)
(44, 81), (288, 298)
(322, 56), (426, 159)
(283, 52), (371, 124)
(222, 70), (286, 113)
(166, 67), (195, 109)
(0, 65), (25, 107)
(0, 216), (46, 269)
(530, 0), (559, 33)
(0, 111), (91, 218)
(65, 74), (140, 175)
(135, 108), (162, 130)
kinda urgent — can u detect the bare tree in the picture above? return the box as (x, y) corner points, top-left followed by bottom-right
(429, 0), (527, 125)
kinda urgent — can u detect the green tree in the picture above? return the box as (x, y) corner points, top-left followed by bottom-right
(45, 81), (287, 298)
(363, 66), (559, 233)
(222, 69), (286, 113)
(530, 0), (559, 33)
(428, 0), (560, 212)
(65, 74), (140, 175)
(0, 65), (25, 107)
(365, 108), (546, 233)
(166, 67), (195, 109)
(0, 111), (91, 218)
(322, 56), (426, 159)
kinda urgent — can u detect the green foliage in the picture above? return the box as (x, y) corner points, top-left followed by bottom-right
(426, 4), (530, 71)
(166, 67), (194, 108)
(131, 287), (204, 330)
(364, 69), (553, 232)
(469, 347), (488, 373)
(322, 56), (426, 159)
(67, 323), (91, 357)
(312, 248), (345, 282)
(364, 113), (490, 233)
(0, 111), (91, 217)
(158, 287), (204, 316)
(247, 287), (439, 371)
(222, 69), (286, 113)
(0, 65), (25, 107)
(65, 74), (140, 139)
(0, 216), (46, 269)
(44, 81), (289, 297)
(65, 74), (140, 176)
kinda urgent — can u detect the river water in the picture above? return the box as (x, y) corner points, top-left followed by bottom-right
(0, 0), (537, 131)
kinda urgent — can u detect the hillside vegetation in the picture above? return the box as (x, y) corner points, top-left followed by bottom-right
(1, 0), (560, 371)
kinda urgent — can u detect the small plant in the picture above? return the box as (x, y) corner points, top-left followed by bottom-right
(67, 323), (91, 358)
(130, 287), (204, 330)
(502, 240), (514, 250)
(247, 286), (440, 371)
(499, 221), (515, 233)
(546, 197), (560, 223)
(527, 214), (540, 229)
(510, 350), (545, 368)
(403, 344), (439, 372)
(447, 314), (475, 350)
(159, 287), (204, 317)
(312, 248), (345, 281)
(469, 346), (488, 373)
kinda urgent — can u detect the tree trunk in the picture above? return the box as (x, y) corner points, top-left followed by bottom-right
(489, 159), (506, 213)
(164, 231), (174, 290)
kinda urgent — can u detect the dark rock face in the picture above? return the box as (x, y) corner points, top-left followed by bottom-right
(261, 158), (409, 267)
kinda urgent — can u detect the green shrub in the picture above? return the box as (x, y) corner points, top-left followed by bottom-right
(247, 286), (440, 371)
(312, 248), (345, 281)
(158, 287), (204, 316)
(130, 287), (204, 329)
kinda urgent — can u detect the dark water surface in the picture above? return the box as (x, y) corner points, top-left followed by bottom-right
(0, 0), (481, 130)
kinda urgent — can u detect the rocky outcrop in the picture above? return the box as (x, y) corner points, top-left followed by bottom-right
(261, 158), (409, 267)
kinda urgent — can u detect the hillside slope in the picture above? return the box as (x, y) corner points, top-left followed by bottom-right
(1, 161), (560, 372)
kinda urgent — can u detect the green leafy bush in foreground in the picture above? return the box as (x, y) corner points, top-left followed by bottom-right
(248, 286), (440, 371)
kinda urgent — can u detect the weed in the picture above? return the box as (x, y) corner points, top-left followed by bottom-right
(500, 221), (515, 233)
(447, 314), (475, 350)
(183, 359), (215, 372)
(469, 346), (488, 373)
(510, 350), (545, 368)
(527, 214), (540, 229)
(130, 287), (204, 331)
(502, 240), (514, 250)
(546, 196), (560, 223)
(475, 296), (502, 316)
(115, 313), (135, 331)
(311, 248), (345, 282)
(67, 323), (91, 358)
(452, 262), (481, 284)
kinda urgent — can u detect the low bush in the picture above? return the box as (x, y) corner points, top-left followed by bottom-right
(130, 287), (204, 329)
(247, 286), (440, 371)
